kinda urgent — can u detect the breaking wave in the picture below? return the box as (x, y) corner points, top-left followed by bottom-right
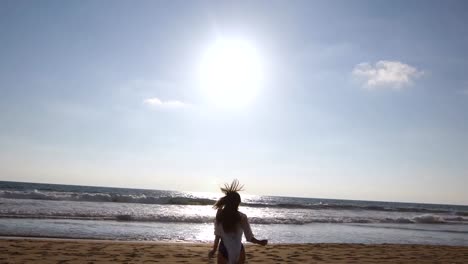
(1, 212), (467, 226)
(0, 190), (215, 206)
(1, 190), (467, 217)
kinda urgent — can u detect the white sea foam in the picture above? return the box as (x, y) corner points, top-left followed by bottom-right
(1, 218), (467, 245)
(413, 214), (445, 224)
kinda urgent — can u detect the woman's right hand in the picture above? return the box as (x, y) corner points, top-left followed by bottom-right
(208, 249), (216, 258)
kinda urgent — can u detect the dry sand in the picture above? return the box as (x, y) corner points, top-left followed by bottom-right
(1, 237), (467, 263)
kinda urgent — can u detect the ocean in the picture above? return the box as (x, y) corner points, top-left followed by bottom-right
(0, 181), (467, 246)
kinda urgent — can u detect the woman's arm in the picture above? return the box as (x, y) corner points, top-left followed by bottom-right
(210, 210), (223, 258)
(208, 235), (220, 258)
(240, 213), (268, 246)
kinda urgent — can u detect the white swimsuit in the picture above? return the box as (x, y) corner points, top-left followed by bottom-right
(214, 210), (254, 264)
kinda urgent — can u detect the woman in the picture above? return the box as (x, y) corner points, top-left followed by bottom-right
(208, 180), (268, 264)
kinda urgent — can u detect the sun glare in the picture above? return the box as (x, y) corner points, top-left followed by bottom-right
(199, 38), (263, 108)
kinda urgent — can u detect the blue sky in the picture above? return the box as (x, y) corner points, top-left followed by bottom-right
(1, 0), (467, 204)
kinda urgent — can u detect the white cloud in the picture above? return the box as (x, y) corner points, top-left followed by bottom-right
(353, 60), (424, 89)
(143, 97), (189, 109)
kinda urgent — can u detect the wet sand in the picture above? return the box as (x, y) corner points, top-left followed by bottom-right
(1, 237), (467, 263)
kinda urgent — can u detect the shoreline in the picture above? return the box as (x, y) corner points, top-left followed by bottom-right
(1, 235), (467, 246)
(1, 237), (467, 263)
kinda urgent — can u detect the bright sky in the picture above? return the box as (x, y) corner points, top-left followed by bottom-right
(1, 0), (467, 205)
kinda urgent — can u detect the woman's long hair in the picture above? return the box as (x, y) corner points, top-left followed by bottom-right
(214, 180), (244, 233)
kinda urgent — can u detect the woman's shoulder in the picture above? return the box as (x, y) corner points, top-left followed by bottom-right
(238, 211), (248, 219)
(215, 209), (222, 219)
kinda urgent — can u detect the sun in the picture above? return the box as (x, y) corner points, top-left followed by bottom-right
(199, 38), (263, 108)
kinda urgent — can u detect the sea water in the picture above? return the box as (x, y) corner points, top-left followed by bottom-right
(0, 181), (467, 245)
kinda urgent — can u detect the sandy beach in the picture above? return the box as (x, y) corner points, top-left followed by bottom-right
(0, 237), (467, 264)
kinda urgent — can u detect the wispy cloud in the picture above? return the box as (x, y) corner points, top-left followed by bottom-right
(353, 60), (424, 90)
(143, 97), (189, 109)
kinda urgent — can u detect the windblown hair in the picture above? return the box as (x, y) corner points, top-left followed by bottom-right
(214, 180), (244, 233)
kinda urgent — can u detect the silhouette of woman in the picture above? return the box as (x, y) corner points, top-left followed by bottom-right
(208, 180), (268, 264)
